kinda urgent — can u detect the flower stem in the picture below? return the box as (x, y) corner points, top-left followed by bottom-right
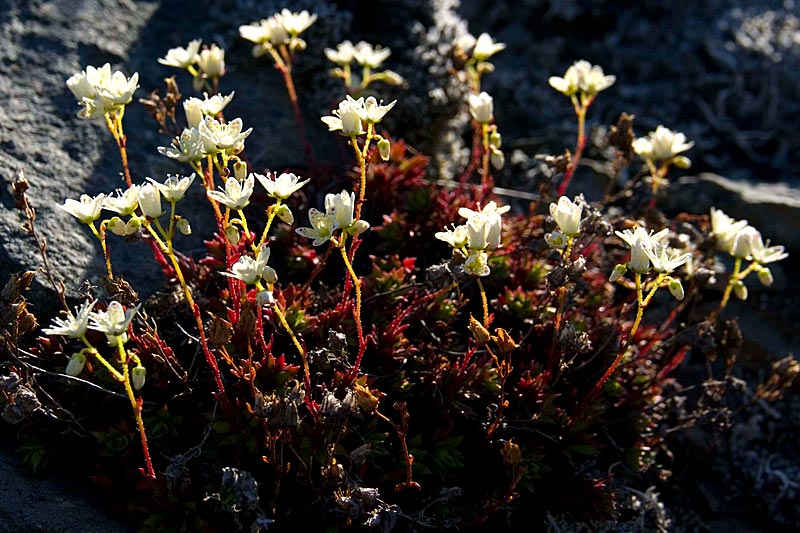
(105, 111), (132, 188)
(118, 342), (155, 479)
(476, 277), (489, 328)
(89, 221), (113, 279)
(557, 96), (592, 196)
(481, 123), (491, 188)
(339, 240), (366, 374)
(272, 303), (311, 393)
(257, 201), (281, 249)
(718, 257), (742, 313)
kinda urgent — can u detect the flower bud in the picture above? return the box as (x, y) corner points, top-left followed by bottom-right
(468, 92), (493, 124)
(177, 218), (192, 235)
(629, 239), (651, 274)
(137, 183), (162, 219)
(545, 231), (567, 250)
(494, 328), (517, 354)
(734, 281), (748, 300)
(489, 131), (502, 148)
(234, 160), (247, 182)
(256, 290), (274, 307)
(758, 267), (773, 287)
(225, 225), (240, 244)
(468, 315), (491, 345)
(381, 70), (405, 86)
(609, 263), (627, 283)
(378, 138), (391, 161)
(183, 98), (204, 128)
(672, 155), (692, 169)
(347, 219), (370, 236)
(490, 147), (505, 170)
(107, 216), (128, 236)
(131, 365), (146, 390)
(275, 204), (294, 225)
(668, 278), (685, 300)
(66, 353), (87, 376)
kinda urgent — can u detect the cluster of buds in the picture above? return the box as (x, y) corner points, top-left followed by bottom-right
(545, 196), (583, 249)
(239, 9), (317, 56)
(66, 63), (139, 119)
(468, 92), (504, 169)
(610, 226), (691, 300)
(321, 95), (395, 159)
(296, 190), (370, 247)
(325, 40), (404, 91)
(710, 208), (788, 298)
(452, 32), (506, 88)
(435, 201), (510, 277)
(548, 60), (616, 99)
(158, 92), (252, 164)
(159, 39), (225, 91)
(632, 125), (693, 170)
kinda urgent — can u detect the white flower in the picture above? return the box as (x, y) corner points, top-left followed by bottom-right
(200, 92), (234, 116)
(158, 39), (201, 69)
(158, 127), (206, 162)
(148, 174), (195, 203)
(632, 126), (694, 162)
(137, 183), (163, 218)
(710, 207), (748, 253)
(60, 193), (106, 224)
(197, 44), (225, 78)
(224, 245), (277, 285)
(435, 224), (469, 249)
(254, 172), (309, 200)
(353, 41), (391, 68)
(280, 8), (317, 35)
(103, 186), (140, 216)
(458, 201), (510, 251)
(453, 33), (477, 55)
(730, 226), (761, 259)
(89, 301), (139, 337)
(468, 92), (493, 124)
(207, 175), (255, 210)
(748, 232), (788, 264)
(645, 244), (692, 274)
(325, 40), (357, 65)
(321, 95), (364, 136)
(325, 190), (369, 235)
(464, 250), (490, 277)
(43, 299), (97, 338)
(198, 116), (252, 154)
(240, 16), (288, 56)
(472, 33), (506, 62)
(67, 63), (139, 118)
(549, 60), (614, 96)
(296, 208), (337, 246)
(545, 230), (568, 250)
(615, 227), (669, 274)
(183, 97), (205, 128)
(274, 204), (294, 224)
(358, 97), (396, 124)
(549, 196), (582, 237)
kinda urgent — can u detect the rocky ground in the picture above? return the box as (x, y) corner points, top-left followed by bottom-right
(0, 0), (798, 530)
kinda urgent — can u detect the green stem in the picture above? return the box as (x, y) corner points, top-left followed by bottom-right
(339, 239), (366, 374)
(257, 200), (281, 249)
(89, 221), (113, 279)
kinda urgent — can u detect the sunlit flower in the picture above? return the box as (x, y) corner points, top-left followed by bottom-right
(60, 193), (106, 224)
(158, 39), (201, 69)
(549, 60), (615, 97)
(321, 95), (364, 136)
(43, 299), (97, 338)
(353, 41), (391, 69)
(137, 183), (163, 218)
(158, 127), (206, 162)
(325, 40), (357, 65)
(458, 201), (509, 251)
(710, 207), (749, 253)
(468, 92), (493, 124)
(296, 208), (337, 246)
(200, 92), (234, 116)
(254, 172), (309, 200)
(88, 301), (139, 338)
(464, 250), (490, 277)
(103, 186), (139, 216)
(645, 244), (692, 274)
(325, 190), (369, 235)
(183, 97), (204, 129)
(358, 97), (396, 124)
(107, 216), (141, 236)
(207, 175), (255, 210)
(197, 44), (225, 78)
(549, 196), (582, 237)
(148, 174), (195, 203)
(67, 63), (139, 118)
(615, 227), (669, 274)
(632, 126), (693, 162)
(748, 231), (788, 264)
(729, 225), (761, 259)
(435, 224), (469, 249)
(545, 230), (568, 250)
(198, 116), (252, 154)
(279, 9), (317, 35)
(239, 16), (289, 55)
(472, 33), (506, 62)
(224, 245), (277, 285)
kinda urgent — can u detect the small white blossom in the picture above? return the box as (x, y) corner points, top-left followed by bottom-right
(296, 208), (337, 246)
(279, 9), (317, 35)
(632, 126), (694, 162)
(240, 16), (288, 56)
(88, 301), (139, 338)
(321, 95), (365, 136)
(468, 92), (493, 124)
(358, 97), (396, 124)
(464, 250), (490, 277)
(60, 193), (106, 224)
(197, 44), (225, 78)
(748, 232), (788, 264)
(325, 190), (369, 235)
(199, 92), (234, 116)
(458, 201), (509, 251)
(198, 116), (252, 154)
(158, 127), (206, 162)
(137, 183), (163, 218)
(325, 40), (357, 65)
(254, 172), (309, 200)
(710, 207), (748, 253)
(183, 98), (204, 128)
(148, 174), (195, 203)
(435, 224), (469, 249)
(103, 186), (139, 216)
(224, 245), (277, 285)
(615, 227), (669, 274)
(67, 64), (139, 118)
(549, 196), (582, 237)
(730, 226), (761, 259)
(43, 299), (97, 338)
(645, 244), (692, 274)
(472, 33), (506, 62)
(549, 60), (615, 97)
(353, 41), (391, 69)
(274, 204), (294, 224)
(158, 39), (201, 69)
(256, 290), (275, 307)
(545, 230), (569, 250)
(207, 175), (255, 210)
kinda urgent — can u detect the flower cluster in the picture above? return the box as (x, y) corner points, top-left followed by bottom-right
(435, 201), (510, 277)
(632, 125), (693, 167)
(454, 32), (506, 64)
(66, 64), (139, 119)
(545, 196), (583, 249)
(239, 9), (317, 56)
(158, 39), (225, 91)
(296, 190), (370, 246)
(325, 40), (404, 90)
(548, 60), (616, 98)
